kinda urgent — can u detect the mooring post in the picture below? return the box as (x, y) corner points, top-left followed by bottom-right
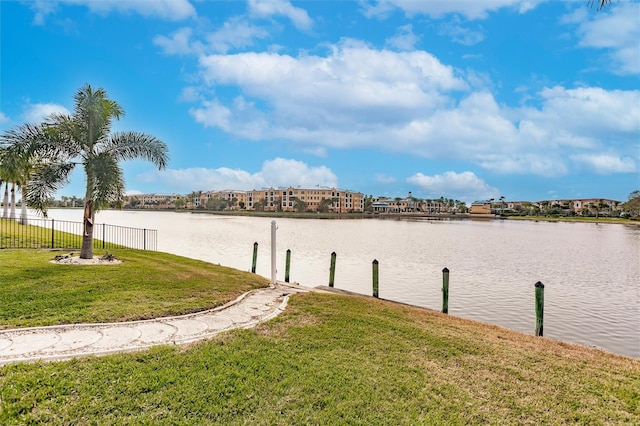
(285, 249), (291, 283)
(270, 221), (277, 286)
(535, 281), (545, 336)
(251, 242), (258, 273)
(442, 267), (450, 314)
(329, 251), (337, 287)
(372, 259), (379, 298)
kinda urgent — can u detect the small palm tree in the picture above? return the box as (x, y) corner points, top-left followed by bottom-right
(1, 84), (169, 258)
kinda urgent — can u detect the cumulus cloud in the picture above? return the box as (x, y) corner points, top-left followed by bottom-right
(22, 103), (71, 123)
(192, 41), (466, 144)
(570, 154), (637, 174)
(248, 0), (313, 31)
(438, 18), (485, 45)
(573, 3), (640, 75)
(180, 33), (639, 178)
(407, 171), (499, 202)
(137, 158), (337, 192)
(205, 17), (270, 53)
(361, 0), (543, 20)
(30, 0), (196, 23)
(385, 24), (419, 51)
(154, 27), (198, 55)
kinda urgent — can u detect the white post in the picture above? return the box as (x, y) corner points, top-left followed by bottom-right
(19, 189), (28, 225)
(270, 220), (277, 286)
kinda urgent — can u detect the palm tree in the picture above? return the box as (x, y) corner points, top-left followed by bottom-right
(499, 196), (505, 216)
(1, 84), (169, 258)
(0, 142), (32, 222)
(0, 147), (10, 219)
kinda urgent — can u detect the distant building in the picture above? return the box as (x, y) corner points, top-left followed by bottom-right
(469, 201), (492, 215)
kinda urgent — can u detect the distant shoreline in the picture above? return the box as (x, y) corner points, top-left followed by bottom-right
(60, 207), (639, 225)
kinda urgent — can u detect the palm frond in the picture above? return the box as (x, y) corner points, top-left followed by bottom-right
(25, 162), (76, 216)
(73, 84), (123, 147)
(104, 132), (169, 169)
(85, 151), (125, 211)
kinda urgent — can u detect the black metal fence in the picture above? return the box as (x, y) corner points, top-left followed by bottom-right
(0, 216), (157, 251)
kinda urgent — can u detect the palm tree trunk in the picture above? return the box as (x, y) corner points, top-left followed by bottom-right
(2, 183), (8, 219)
(80, 199), (94, 259)
(19, 187), (28, 225)
(9, 183), (16, 220)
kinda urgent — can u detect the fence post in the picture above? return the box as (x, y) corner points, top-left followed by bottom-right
(102, 223), (106, 249)
(442, 267), (449, 314)
(285, 249), (291, 283)
(329, 251), (337, 287)
(372, 259), (379, 298)
(535, 281), (544, 336)
(143, 228), (147, 251)
(251, 242), (258, 273)
(51, 219), (55, 249)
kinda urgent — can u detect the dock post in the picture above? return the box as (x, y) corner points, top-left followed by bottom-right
(442, 267), (449, 314)
(285, 249), (291, 283)
(535, 281), (544, 336)
(251, 242), (258, 273)
(329, 252), (337, 287)
(372, 259), (379, 298)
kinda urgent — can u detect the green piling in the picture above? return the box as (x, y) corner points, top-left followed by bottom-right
(535, 281), (544, 336)
(442, 267), (449, 314)
(329, 251), (337, 287)
(285, 249), (291, 283)
(372, 259), (379, 298)
(251, 242), (258, 273)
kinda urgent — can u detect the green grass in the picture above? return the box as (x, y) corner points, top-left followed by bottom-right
(1, 293), (638, 424)
(0, 249), (269, 328)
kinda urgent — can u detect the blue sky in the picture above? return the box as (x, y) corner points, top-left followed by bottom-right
(1, 0), (639, 203)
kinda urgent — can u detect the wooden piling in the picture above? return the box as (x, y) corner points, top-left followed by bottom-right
(329, 251), (337, 287)
(442, 267), (449, 314)
(372, 259), (379, 298)
(285, 249), (291, 283)
(251, 242), (258, 273)
(535, 281), (544, 336)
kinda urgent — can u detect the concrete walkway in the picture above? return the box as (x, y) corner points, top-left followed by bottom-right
(0, 284), (310, 366)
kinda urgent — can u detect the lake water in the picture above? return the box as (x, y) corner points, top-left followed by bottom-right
(46, 209), (639, 358)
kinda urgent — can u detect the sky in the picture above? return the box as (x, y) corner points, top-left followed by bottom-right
(1, 0), (639, 204)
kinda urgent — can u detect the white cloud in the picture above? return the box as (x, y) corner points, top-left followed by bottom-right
(0, 112), (9, 125)
(361, 0), (543, 20)
(570, 154), (637, 174)
(385, 24), (419, 51)
(154, 27), (198, 55)
(188, 41), (638, 177)
(522, 86), (640, 141)
(572, 3), (640, 75)
(194, 41), (466, 142)
(205, 16), (270, 53)
(22, 103), (71, 123)
(32, 0), (196, 22)
(137, 158), (337, 192)
(248, 0), (313, 31)
(407, 171), (499, 202)
(438, 18), (485, 45)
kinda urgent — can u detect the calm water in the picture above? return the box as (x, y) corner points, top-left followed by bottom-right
(46, 209), (640, 358)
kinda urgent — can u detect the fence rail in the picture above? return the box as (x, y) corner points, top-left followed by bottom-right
(0, 216), (157, 251)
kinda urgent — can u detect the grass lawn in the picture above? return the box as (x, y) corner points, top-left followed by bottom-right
(0, 249), (269, 328)
(1, 250), (638, 424)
